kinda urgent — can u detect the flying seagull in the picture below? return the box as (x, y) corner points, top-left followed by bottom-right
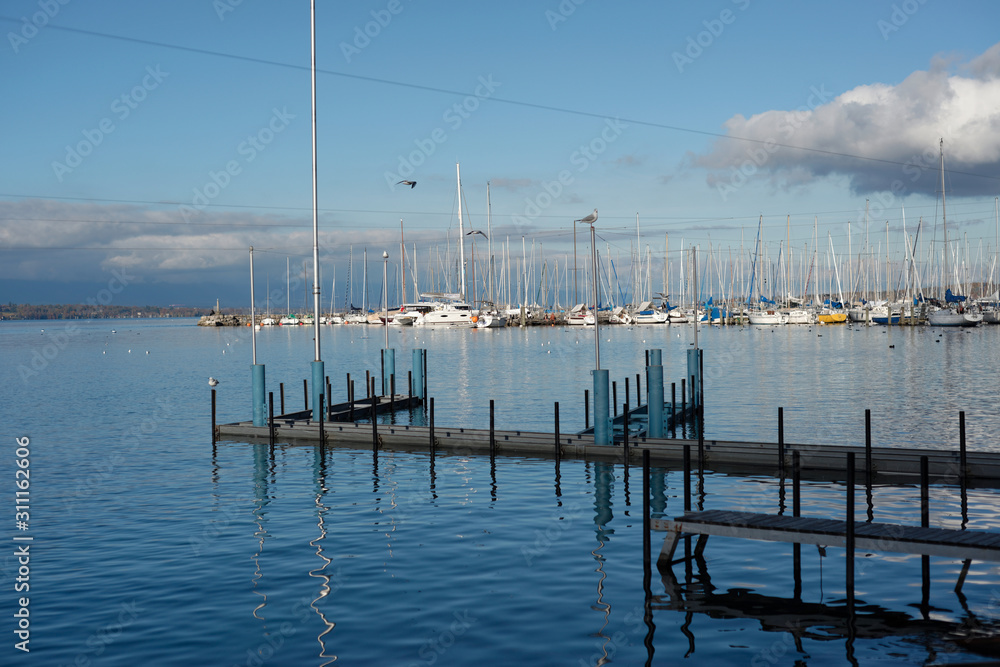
(397, 180), (417, 188)
(208, 377), (219, 387)
(466, 230), (488, 239)
(575, 209), (598, 224)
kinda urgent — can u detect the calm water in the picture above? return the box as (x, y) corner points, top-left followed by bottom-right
(3, 318), (1000, 665)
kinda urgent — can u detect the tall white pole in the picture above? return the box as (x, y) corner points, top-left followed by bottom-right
(250, 246), (257, 365)
(310, 0), (321, 361)
(456, 163), (466, 300)
(383, 252), (389, 349)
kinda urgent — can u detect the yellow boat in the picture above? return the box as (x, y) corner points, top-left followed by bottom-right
(817, 309), (848, 324)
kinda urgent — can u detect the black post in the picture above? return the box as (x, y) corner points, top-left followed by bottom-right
(349, 380), (355, 422)
(865, 408), (872, 482)
(623, 402), (629, 460)
(327, 380), (332, 416)
(683, 444), (692, 512)
(429, 397), (435, 452)
(636, 373), (641, 405)
(921, 455), (930, 605)
(642, 448), (651, 573)
(625, 377), (630, 414)
(613, 381), (618, 417)
(303, 378), (308, 411)
(554, 402), (560, 460)
(408, 370), (412, 398)
(423, 349), (428, 399)
(681, 378), (686, 410)
(371, 391), (378, 451)
(319, 393), (325, 446)
(279, 382), (285, 415)
(778, 407), (785, 478)
(960, 411), (967, 487)
(366, 370), (371, 397)
(584, 389), (590, 430)
(490, 399), (496, 456)
(380, 352), (385, 397)
(846, 452), (855, 614)
(211, 388), (217, 445)
(268, 391), (275, 448)
(390, 375), (396, 414)
(793, 449), (801, 598)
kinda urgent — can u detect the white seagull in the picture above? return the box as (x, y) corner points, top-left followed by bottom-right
(208, 377), (219, 387)
(574, 209), (598, 225)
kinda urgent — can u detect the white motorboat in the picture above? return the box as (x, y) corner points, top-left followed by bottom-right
(748, 309), (788, 325)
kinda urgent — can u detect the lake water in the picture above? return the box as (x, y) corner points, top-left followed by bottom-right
(3, 318), (1000, 665)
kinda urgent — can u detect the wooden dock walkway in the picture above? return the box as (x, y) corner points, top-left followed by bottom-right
(653, 509), (1000, 589)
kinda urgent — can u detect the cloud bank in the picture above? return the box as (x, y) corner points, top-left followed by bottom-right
(694, 42), (1000, 200)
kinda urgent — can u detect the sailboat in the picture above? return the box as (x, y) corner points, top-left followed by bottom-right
(928, 139), (983, 327)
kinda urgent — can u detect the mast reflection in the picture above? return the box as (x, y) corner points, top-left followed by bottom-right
(309, 445), (337, 666)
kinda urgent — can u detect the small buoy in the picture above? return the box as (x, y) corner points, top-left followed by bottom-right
(102, 350), (106, 355)
(146, 350), (149, 354)
(128, 349), (131, 353)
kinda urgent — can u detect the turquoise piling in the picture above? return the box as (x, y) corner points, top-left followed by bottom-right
(382, 349), (395, 396)
(686, 348), (702, 408)
(311, 360), (324, 422)
(647, 364), (664, 438)
(252, 363), (266, 427)
(592, 368), (611, 446)
(412, 349), (425, 399)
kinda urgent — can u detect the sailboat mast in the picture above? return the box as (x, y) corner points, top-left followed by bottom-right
(400, 219), (405, 304)
(456, 163), (467, 300)
(309, 0), (321, 359)
(487, 182), (494, 303)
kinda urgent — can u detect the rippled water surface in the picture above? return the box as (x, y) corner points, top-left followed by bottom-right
(2, 318), (1000, 665)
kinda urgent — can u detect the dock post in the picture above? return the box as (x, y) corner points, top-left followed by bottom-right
(792, 449), (801, 599)
(612, 381), (618, 417)
(366, 370), (371, 398)
(778, 407), (785, 478)
(390, 375), (396, 415)
(381, 348), (395, 396)
(636, 373), (641, 405)
(303, 378), (309, 412)
(412, 349), (425, 399)
(648, 349), (661, 367)
(326, 378), (332, 414)
(371, 392), (378, 451)
(319, 393), (325, 446)
(423, 349), (428, 399)
(846, 452), (855, 615)
(252, 363), (266, 427)
(490, 400), (496, 456)
(429, 397), (435, 451)
(683, 445), (691, 512)
(554, 402), (560, 460)
(865, 409), (872, 482)
(584, 389), (589, 429)
(642, 449), (651, 574)
(921, 455), (930, 608)
(647, 364), (664, 438)
(681, 379), (686, 412)
(348, 380), (355, 421)
(211, 388), (217, 445)
(959, 411), (967, 487)
(279, 382), (285, 415)
(312, 361), (325, 423)
(671, 383), (676, 432)
(268, 392), (275, 448)
(625, 378), (630, 414)
(408, 371), (412, 399)
(623, 403), (629, 457)
(593, 369), (611, 446)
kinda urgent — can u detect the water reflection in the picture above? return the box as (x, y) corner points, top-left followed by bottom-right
(309, 447), (337, 666)
(251, 444), (271, 623)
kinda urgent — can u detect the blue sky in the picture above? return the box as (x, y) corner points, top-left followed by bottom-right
(2, 0), (1000, 307)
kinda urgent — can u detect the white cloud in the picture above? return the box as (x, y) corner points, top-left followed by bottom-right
(694, 42), (1000, 199)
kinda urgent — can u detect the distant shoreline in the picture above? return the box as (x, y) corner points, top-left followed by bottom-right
(0, 303), (223, 321)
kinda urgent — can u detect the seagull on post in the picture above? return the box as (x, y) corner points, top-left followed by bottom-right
(575, 209), (598, 225)
(208, 377), (219, 387)
(397, 180), (417, 188)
